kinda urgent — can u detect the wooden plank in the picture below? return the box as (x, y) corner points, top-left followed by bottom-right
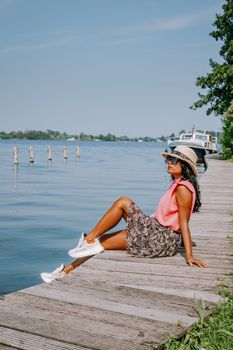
(0, 295), (186, 349)
(20, 284), (199, 326)
(0, 292), (185, 333)
(69, 264), (231, 290)
(0, 345), (20, 350)
(4, 287), (208, 312)
(21, 279), (209, 315)
(120, 285), (224, 303)
(23, 269), (220, 295)
(0, 326), (91, 350)
(74, 255), (232, 278)
(94, 250), (233, 269)
(0, 307), (164, 349)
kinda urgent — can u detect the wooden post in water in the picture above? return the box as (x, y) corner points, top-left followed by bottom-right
(76, 145), (80, 158)
(13, 146), (19, 165)
(48, 146), (52, 161)
(29, 146), (34, 163)
(63, 146), (68, 160)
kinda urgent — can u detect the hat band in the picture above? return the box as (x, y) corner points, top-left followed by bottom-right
(173, 150), (196, 165)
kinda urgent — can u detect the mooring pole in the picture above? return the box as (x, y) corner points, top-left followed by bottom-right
(48, 146), (52, 161)
(63, 146), (68, 159)
(29, 146), (34, 163)
(76, 145), (80, 158)
(13, 146), (19, 165)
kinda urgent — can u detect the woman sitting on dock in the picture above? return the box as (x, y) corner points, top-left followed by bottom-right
(41, 145), (208, 283)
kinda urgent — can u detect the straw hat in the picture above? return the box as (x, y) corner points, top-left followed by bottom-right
(162, 145), (198, 176)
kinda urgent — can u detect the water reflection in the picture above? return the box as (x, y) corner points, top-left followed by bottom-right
(47, 160), (52, 168)
(13, 164), (19, 190)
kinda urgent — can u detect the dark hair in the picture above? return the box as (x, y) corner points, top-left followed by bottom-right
(181, 161), (201, 212)
(172, 161), (201, 212)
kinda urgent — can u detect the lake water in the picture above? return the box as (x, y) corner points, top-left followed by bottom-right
(0, 140), (200, 295)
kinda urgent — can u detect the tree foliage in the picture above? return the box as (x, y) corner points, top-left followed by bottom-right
(221, 102), (233, 159)
(0, 129), (71, 140)
(191, 0), (233, 116)
(0, 129), (220, 143)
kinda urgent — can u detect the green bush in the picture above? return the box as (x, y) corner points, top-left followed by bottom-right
(163, 285), (233, 350)
(164, 291), (233, 350)
(220, 104), (233, 160)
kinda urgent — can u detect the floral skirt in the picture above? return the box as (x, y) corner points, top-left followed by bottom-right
(126, 203), (181, 258)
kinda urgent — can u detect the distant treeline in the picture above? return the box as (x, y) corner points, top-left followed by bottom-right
(0, 129), (220, 142)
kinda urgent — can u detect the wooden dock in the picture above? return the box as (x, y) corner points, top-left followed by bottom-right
(0, 158), (232, 350)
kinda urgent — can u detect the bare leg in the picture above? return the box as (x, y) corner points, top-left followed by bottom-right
(63, 196), (133, 275)
(63, 230), (127, 274)
(63, 256), (91, 274)
(41, 199), (132, 280)
(100, 230), (127, 249)
(85, 196), (133, 243)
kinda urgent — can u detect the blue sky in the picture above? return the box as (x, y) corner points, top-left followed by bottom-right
(0, 0), (224, 137)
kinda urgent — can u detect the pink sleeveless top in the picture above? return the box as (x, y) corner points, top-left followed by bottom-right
(152, 178), (196, 232)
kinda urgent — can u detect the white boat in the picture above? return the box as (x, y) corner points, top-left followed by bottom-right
(66, 137), (76, 141)
(167, 128), (218, 163)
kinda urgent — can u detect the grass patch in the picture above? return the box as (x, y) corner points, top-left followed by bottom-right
(226, 234), (233, 241)
(163, 289), (233, 350)
(225, 272), (233, 277)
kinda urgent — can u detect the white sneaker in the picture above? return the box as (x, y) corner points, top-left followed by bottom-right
(67, 232), (86, 257)
(73, 232), (86, 250)
(41, 263), (65, 283)
(68, 238), (104, 258)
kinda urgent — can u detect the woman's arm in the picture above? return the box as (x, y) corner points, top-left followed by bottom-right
(176, 185), (208, 268)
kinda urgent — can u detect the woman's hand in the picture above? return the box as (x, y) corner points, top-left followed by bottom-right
(186, 256), (208, 268)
